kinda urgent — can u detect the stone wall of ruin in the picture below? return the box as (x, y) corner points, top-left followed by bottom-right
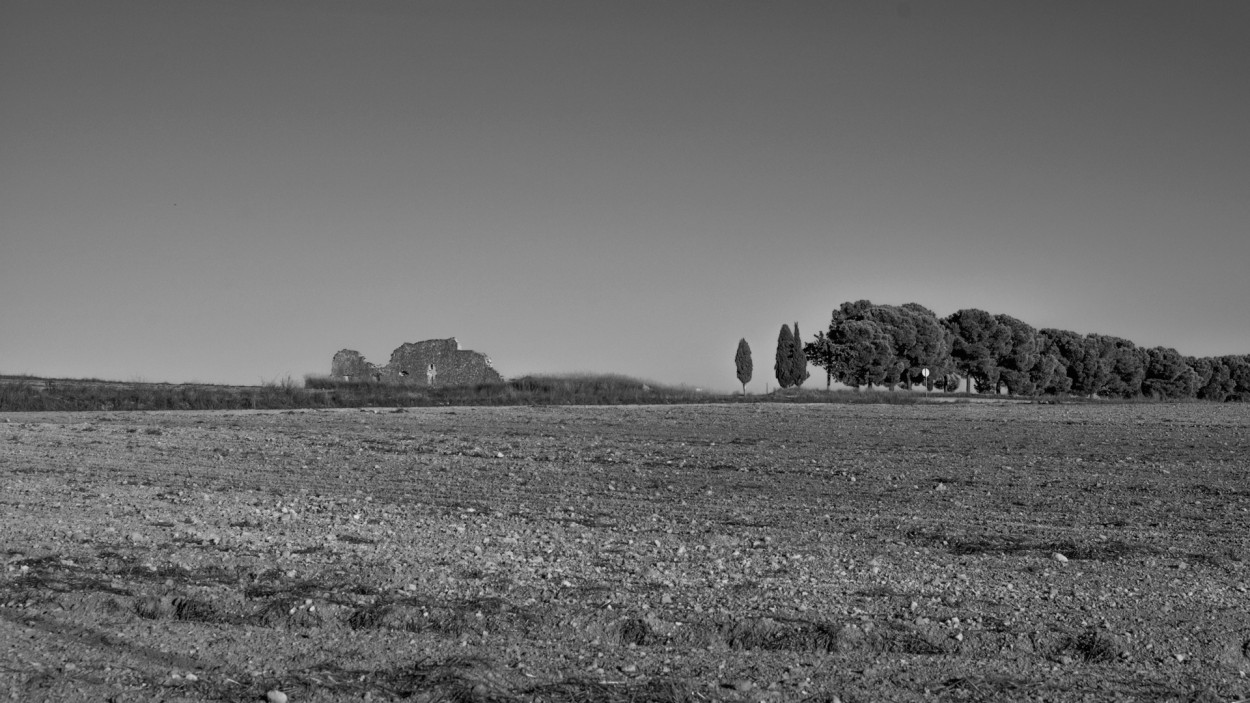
(330, 338), (502, 386)
(330, 350), (380, 382)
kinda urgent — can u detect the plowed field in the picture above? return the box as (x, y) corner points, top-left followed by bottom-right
(2, 402), (1248, 702)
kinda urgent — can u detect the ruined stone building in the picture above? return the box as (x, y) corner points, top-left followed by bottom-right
(331, 338), (503, 386)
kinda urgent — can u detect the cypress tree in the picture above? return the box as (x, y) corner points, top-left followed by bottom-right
(734, 338), (753, 395)
(791, 321), (810, 387)
(775, 324), (795, 388)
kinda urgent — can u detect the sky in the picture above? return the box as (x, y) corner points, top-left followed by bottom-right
(3, 1), (1248, 392)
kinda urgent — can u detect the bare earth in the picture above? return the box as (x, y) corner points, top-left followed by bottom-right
(2, 402), (1248, 702)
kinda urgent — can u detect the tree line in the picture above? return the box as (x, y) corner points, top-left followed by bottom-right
(737, 300), (1250, 400)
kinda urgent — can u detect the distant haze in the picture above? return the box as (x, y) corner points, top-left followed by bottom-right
(3, 1), (1248, 392)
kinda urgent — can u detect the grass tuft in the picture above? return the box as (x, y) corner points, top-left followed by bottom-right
(719, 617), (841, 653)
(134, 595), (222, 622)
(1064, 629), (1121, 663)
(906, 528), (1157, 562)
(617, 617), (653, 646)
(522, 677), (695, 703)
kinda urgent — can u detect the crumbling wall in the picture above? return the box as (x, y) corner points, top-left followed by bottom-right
(331, 350), (380, 382)
(383, 338), (502, 386)
(330, 338), (502, 386)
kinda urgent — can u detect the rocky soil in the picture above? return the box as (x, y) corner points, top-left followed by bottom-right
(1, 402), (1248, 702)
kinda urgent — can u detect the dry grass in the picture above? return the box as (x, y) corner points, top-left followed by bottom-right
(0, 372), (1080, 412)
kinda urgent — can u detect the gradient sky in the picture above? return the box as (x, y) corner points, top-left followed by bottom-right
(3, 1), (1248, 392)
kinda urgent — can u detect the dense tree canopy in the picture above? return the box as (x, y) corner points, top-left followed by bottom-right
(1092, 336), (1147, 399)
(790, 300), (1249, 400)
(1039, 329), (1108, 396)
(993, 314), (1040, 395)
(1225, 356), (1250, 401)
(831, 319), (894, 389)
(943, 309), (1011, 394)
(823, 301), (954, 391)
(1196, 356), (1236, 401)
(1142, 347), (1199, 400)
(1029, 331), (1072, 395)
(803, 331), (838, 390)
(898, 303), (956, 389)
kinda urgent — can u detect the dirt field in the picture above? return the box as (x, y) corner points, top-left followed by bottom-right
(2, 402), (1248, 702)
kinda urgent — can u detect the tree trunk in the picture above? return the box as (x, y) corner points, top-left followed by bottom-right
(965, 376), (972, 394)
